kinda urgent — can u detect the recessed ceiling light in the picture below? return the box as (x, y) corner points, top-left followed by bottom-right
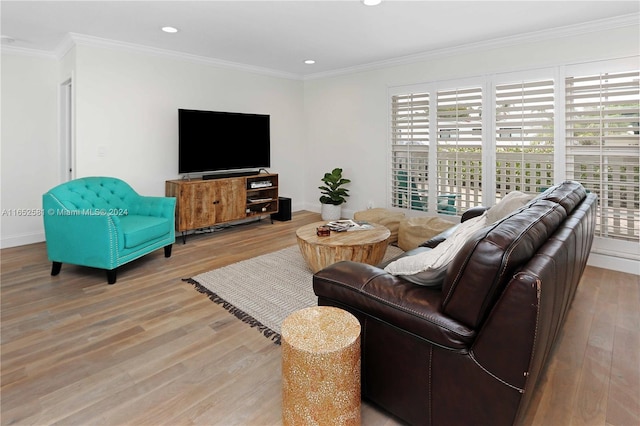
(362, 0), (382, 6)
(304, 59), (316, 65)
(161, 26), (179, 33)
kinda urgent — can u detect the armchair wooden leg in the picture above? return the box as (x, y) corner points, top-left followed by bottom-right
(51, 262), (62, 276)
(107, 269), (117, 285)
(164, 244), (173, 258)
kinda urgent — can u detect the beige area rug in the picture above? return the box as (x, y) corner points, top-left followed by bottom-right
(184, 244), (404, 344)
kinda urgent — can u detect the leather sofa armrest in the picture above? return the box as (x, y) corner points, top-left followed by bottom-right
(313, 261), (475, 350)
(462, 206), (489, 221)
(420, 206), (489, 248)
(420, 226), (457, 248)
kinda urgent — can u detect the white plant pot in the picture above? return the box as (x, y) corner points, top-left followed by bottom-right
(321, 203), (342, 221)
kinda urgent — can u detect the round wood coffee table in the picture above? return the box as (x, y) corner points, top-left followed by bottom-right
(296, 221), (391, 273)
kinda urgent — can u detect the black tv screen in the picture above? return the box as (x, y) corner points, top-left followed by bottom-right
(178, 109), (270, 175)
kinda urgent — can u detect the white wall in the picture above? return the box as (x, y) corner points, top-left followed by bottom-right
(72, 45), (305, 198)
(1, 45), (305, 247)
(1, 53), (59, 247)
(302, 24), (640, 220)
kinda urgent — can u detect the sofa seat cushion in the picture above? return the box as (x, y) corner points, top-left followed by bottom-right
(313, 261), (476, 350)
(118, 215), (172, 248)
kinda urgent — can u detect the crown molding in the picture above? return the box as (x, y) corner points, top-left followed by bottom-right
(1, 45), (57, 59)
(55, 33), (76, 59)
(64, 33), (303, 80)
(303, 13), (640, 80)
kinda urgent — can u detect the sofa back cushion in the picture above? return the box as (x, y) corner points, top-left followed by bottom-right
(441, 181), (587, 329)
(539, 180), (587, 213)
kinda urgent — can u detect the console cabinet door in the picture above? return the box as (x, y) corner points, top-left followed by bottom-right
(211, 178), (246, 223)
(181, 182), (215, 230)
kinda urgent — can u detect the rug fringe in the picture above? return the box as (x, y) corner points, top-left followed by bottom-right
(182, 278), (282, 345)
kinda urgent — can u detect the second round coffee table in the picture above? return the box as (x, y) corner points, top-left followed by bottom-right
(296, 221), (391, 273)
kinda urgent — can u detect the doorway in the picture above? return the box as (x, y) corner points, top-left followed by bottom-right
(60, 77), (74, 182)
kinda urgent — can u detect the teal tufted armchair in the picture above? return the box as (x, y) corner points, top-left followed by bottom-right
(43, 177), (176, 284)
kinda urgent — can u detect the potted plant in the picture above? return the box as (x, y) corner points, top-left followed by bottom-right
(319, 168), (351, 220)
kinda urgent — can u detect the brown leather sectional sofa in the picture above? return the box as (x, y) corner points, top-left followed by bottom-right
(313, 181), (597, 425)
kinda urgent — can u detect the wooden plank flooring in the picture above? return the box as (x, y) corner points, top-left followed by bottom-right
(1, 210), (638, 425)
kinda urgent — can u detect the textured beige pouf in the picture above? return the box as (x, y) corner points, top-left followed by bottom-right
(281, 306), (361, 426)
(398, 216), (455, 251)
(353, 208), (405, 244)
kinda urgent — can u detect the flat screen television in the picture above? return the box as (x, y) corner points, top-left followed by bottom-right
(178, 109), (270, 176)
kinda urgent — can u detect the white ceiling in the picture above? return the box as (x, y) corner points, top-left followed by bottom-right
(2, 1), (639, 78)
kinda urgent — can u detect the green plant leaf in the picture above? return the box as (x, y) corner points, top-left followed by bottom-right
(319, 168), (350, 204)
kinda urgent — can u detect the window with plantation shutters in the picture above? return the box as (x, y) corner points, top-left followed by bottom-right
(388, 60), (638, 263)
(436, 87), (483, 212)
(495, 79), (555, 199)
(391, 93), (430, 211)
(565, 71), (640, 242)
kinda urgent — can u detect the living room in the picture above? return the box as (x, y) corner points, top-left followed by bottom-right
(1, 1), (639, 425)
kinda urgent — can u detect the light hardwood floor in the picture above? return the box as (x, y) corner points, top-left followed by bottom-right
(1, 211), (638, 425)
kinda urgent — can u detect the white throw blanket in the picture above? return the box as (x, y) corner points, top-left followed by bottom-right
(384, 213), (488, 275)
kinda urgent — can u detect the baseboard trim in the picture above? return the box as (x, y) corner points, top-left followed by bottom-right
(1, 232), (45, 249)
(588, 252), (639, 276)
